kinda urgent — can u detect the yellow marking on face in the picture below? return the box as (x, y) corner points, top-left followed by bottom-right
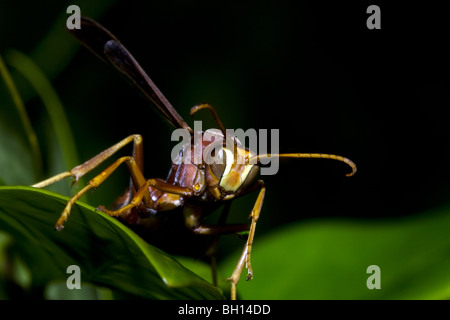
(219, 147), (256, 192)
(222, 148), (234, 176)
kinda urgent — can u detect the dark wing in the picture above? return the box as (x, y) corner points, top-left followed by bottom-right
(68, 16), (192, 133)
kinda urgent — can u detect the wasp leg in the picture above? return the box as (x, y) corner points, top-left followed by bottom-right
(184, 204), (250, 236)
(98, 178), (195, 216)
(183, 204), (251, 299)
(143, 178), (195, 196)
(97, 179), (154, 217)
(204, 201), (233, 286)
(227, 180), (265, 300)
(32, 134), (144, 188)
(190, 103), (226, 136)
(54, 155), (148, 231)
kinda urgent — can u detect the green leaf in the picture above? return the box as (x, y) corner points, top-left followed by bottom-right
(4, 50), (80, 175)
(221, 208), (450, 299)
(0, 186), (224, 299)
(0, 55), (38, 185)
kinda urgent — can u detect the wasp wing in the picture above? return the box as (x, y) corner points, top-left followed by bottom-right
(68, 16), (192, 133)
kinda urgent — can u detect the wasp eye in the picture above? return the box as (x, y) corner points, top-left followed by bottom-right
(210, 148), (227, 177)
(238, 165), (260, 193)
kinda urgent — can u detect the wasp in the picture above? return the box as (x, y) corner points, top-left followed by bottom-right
(32, 17), (356, 300)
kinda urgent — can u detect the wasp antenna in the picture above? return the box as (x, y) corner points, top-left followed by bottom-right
(190, 103), (227, 136)
(250, 153), (357, 177)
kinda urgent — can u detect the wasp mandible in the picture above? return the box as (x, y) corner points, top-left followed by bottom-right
(33, 17), (357, 300)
